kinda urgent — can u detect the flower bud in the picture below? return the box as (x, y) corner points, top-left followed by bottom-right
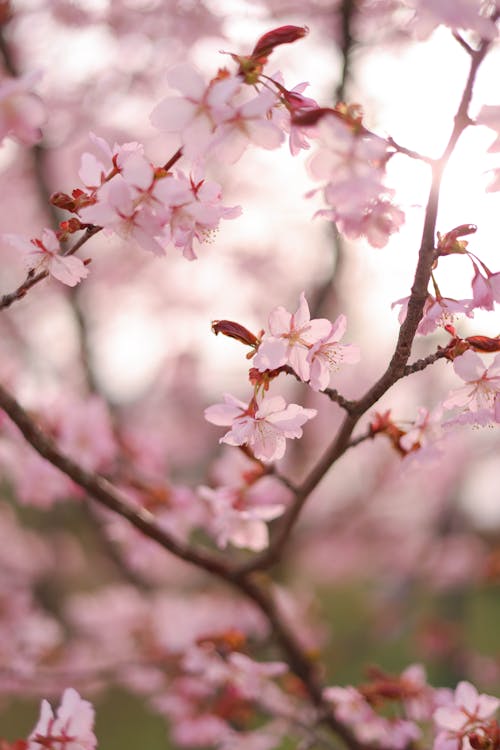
(251, 25), (308, 61)
(466, 334), (500, 353)
(437, 224), (477, 255)
(211, 320), (260, 348)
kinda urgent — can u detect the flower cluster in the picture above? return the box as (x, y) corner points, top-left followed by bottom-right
(304, 109), (405, 247)
(254, 291), (361, 390)
(205, 293), (359, 464)
(8, 674), (499, 750)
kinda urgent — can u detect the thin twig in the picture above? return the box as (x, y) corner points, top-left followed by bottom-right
(0, 226), (101, 310)
(386, 136), (435, 164)
(322, 387), (356, 412)
(346, 427), (373, 450)
(237, 29), (496, 576)
(0, 381), (364, 750)
(402, 347), (449, 376)
(452, 31), (474, 56)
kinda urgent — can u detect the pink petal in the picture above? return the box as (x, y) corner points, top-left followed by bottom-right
(48, 255), (89, 287)
(255, 395), (287, 419)
(268, 306), (292, 336)
(453, 351), (485, 382)
(253, 338), (288, 371)
(292, 292), (311, 328)
(150, 96), (197, 132)
(167, 63), (206, 99)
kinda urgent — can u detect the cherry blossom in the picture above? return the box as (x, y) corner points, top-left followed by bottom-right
(306, 112), (403, 247)
(212, 85), (284, 164)
(475, 104), (500, 152)
(28, 688), (97, 750)
(150, 62), (285, 165)
(197, 484), (285, 551)
(354, 199), (405, 249)
(3, 229), (88, 287)
(150, 63), (241, 160)
(324, 685), (421, 749)
(2, 14), (500, 750)
(433, 681), (500, 750)
(0, 73), (45, 146)
(253, 292), (331, 381)
(204, 393), (316, 463)
(270, 79), (318, 156)
(307, 314), (360, 391)
(79, 155), (168, 256)
(155, 169), (242, 260)
(404, 0), (498, 40)
(470, 261), (500, 311)
(399, 664), (450, 722)
(443, 351), (500, 419)
(399, 406), (444, 458)
(392, 293), (472, 335)
(78, 133), (144, 190)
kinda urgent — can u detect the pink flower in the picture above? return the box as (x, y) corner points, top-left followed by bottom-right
(307, 113), (403, 247)
(399, 406), (443, 456)
(226, 652), (287, 700)
(79, 172), (167, 257)
(356, 199), (405, 249)
(392, 294), (472, 335)
(213, 86), (284, 164)
(400, 664), (436, 721)
(324, 685), (421, 749)
(197, 484), (285, 551)
(28, 688), (97, 750)
(254, 292), (331, 381)
(4, 229), (89, 287)
(443, 351), (500, 418)
(0, 73), (45, 146)
(204, 393), (316, 463)
(470, 261), (500, 311)
(307, 314), (360, 391)
(150, 63), (241, 159)
(476, 104), (500, 152)
(270, 79), (318, 156)
(155, 169), (241, 260)
(284, 85), (318, 155)
(405, 0), (498, 41)
(79, 133), (144, 190)
(433, 681), (499, 750)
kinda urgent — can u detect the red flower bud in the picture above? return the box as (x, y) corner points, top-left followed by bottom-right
(292, 107), (335, 128)
(466, 334), (500, 353)
(251, 25), (308, 61)
(437, 224), (477, 255)
(370, 411), (406, 455)
(50, 191), (77, 212)
(211, 320), (260, 348)
(293, 103), (365, 132)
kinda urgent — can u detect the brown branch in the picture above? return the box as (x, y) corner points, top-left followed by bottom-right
(402, 347), (449, 376)
(452, 31), (474, 56)
(386, 136), (435, 164)
(323, 387), (356, 412)
(346, 427), (373, 449)
(0, 226), (101, 310)
(0, 382), (233, 577)
(335, 0), (356, 102)
(0, 381), (366, 750)
(237, 30), (496, 576)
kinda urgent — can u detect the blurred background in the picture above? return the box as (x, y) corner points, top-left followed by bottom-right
(0, 0), (499, 747)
